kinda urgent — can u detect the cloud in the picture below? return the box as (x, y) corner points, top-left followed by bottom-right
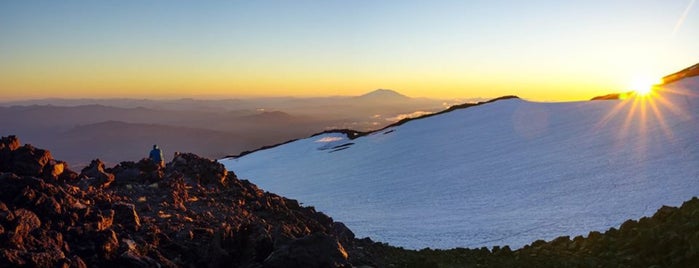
(386, 111), (432, 122)
(673, 0), (696, 37)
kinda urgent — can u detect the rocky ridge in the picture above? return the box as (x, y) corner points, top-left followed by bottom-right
(0, 135), (355, 267)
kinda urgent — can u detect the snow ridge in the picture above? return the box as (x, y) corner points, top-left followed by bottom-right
(221, 78), (699, 250)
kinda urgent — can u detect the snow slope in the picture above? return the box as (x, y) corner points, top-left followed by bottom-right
(221, 78), (699, 250)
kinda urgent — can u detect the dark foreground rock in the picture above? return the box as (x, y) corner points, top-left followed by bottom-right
(1, 134), (698, 268)
(0, 136), (353, 267)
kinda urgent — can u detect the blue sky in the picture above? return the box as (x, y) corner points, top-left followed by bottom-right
(1, 0), (697, 100)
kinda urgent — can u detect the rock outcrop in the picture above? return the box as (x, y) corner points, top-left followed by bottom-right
(79, 159), (115, 189)
(0, 136), (353, 267)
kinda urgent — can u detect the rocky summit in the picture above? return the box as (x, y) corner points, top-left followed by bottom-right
(1, 134), (699, 267)
(0, 135), (355, 268)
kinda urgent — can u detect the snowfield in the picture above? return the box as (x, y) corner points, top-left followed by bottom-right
(221, 78), (699, 250)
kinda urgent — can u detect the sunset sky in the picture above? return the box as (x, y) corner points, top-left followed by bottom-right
(1, 0), (698, 101)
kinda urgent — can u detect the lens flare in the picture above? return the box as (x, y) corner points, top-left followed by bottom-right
(595, 80), (696, 161)
(629, 76), (662, 97)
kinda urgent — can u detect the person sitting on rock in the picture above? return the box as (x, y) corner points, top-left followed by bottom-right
(149, 144), (164, 168)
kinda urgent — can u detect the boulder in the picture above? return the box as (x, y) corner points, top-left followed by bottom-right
(117, 251), (159, 268)
(42, 160), (66, 180)
(263, 233), (351, 268)
(7, 145), (53, 177)
(95, 209), (115, 231)
(96, 229), (120, 260)
(0, 135), (21, 171)
(58, 168), (79, 182)
(0, 249), (25, 266)
(0, 135), (20, 151)
(109, 159), (163, 185)
(0, 201), (14, 223)
(167, 152), (231, 185)
(69, 255), (88, 268)
(332, 222), (355, 246)
(80, 159), (115, 188)
(112, 202), (140, 231)
(10, 209), (42, 244)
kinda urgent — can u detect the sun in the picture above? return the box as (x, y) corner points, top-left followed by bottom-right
(629, 76), (662, 96)
(635, 86), (652, 96)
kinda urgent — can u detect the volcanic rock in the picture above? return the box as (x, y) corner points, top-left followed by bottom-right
(108, 159), (163, 185)
(0, 135), (20, 171)
(112, 202), (140, 231)
(4, 143), (52, 177)
(167, 152), (229, 185)
(79, 159), (114, 189)
(42, 159), (66, 180)
(0, 135), (360, 267)
(263, 233), (351, 268)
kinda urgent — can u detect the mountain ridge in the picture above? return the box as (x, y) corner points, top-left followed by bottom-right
(2, 91), (449, 164)
(224, 95), (519, 159)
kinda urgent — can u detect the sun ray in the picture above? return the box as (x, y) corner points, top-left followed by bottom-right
(620, 97), (640, 137)
(647, 93), (675, 140)
(650, 90), (693, 120)
(595, 98), (632, 130)
(595, 77), (692, 162)
(637, 94), (649, 157)
(612, 96), (641, 154)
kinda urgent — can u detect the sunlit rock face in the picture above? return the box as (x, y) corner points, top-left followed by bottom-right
(223, 77), (699, 250)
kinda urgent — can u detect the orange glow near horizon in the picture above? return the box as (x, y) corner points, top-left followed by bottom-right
(0, 68), (658, 102)
(1, 2), (697, 102)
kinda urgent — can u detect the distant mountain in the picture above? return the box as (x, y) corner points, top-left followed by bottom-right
(355, 89), (411, 102)
(1, 93), (448, 165)
(0, 104), (261, 130)
(222, 66), (699, 250)
(0, 98), (250, 112)
(52, 121), (255, 167)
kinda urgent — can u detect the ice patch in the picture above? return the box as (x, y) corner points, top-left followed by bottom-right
(314, 135), (351, 151)
(315, 137), (344, 143)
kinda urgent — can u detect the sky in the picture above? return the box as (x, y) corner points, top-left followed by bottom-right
(1, 0), (698, 101)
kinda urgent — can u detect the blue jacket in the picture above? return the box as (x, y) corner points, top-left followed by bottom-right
(149, 145), (163, 163)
